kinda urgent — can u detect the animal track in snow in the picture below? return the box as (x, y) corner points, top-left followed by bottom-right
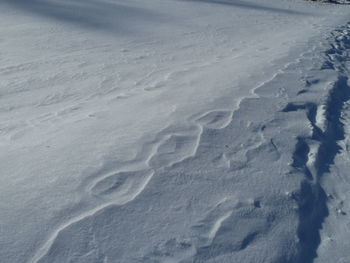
(89, 170), (154, 205)
(149, 132), (201, 168)
(195, 110), (233, 129)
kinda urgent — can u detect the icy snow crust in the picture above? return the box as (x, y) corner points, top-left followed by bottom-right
(1, 0), (350, 262)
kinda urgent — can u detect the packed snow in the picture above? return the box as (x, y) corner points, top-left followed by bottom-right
(1, 0), (350, 262)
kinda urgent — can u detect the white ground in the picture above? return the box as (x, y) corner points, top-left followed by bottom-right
(1, 0), (350, 262)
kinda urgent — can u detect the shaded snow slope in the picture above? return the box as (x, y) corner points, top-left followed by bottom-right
(1, 0), (350, 262)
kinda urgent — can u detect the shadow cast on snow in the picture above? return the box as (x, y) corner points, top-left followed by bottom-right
(180, 0), (311, 16)
(0, 0), (166, 34)
(1, 0), (312, 33)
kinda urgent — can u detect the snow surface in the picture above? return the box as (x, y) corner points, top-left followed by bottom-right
(1, 0), (350, 262)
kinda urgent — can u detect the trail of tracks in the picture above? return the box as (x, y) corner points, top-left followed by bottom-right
(283, 23), (350, 263)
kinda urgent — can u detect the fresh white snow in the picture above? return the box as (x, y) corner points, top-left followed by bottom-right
(1, 0), (350, 262)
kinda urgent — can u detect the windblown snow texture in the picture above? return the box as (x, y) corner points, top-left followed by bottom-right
(33, 20), (350, 263)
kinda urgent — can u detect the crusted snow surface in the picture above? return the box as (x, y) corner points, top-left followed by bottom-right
(1, 0), (350, 263)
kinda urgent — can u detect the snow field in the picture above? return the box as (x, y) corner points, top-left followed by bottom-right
(1, 0), (350, 262)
